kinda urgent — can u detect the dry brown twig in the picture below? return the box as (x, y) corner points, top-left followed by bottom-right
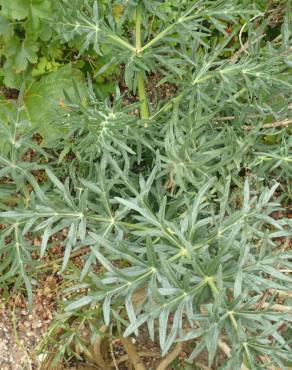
(215, 104), (292, 126)
(113, 351), (160, 366)
(36, 246), (91, 270)
(219, 338), (279, 370)
(230, 6), (282, 65)
(231, 0), (286, 65)
(218, 340), (249, 370)
(155, 343), (182, 370)
(261, 302), (292, 312)
(194, 362), (213, 370)
(86, 325), (111, 370)
(114, 350), (213, 370)
(230, 34), (266, 64)
(215, 116), (292, 130)
(249, 119), (292, 130)
(265, 289), (292, 298)
(110, 339), (120, 370)
(119, 337), (147, 370)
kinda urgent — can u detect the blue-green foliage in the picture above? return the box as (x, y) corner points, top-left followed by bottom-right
(0, 0), (291, 369)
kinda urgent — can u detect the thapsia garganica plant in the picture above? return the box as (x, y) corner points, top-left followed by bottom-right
(0, 0), (292, 368)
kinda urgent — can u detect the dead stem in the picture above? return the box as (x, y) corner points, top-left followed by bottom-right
(230, 35), (265, 64)
(247, 119), (292, 129)
(113, 351), (160, 366)
(195, 362), (213, 370)
(215, 117), (292, 130)
(155, 343), (182, 370)
(261, 302), (292, 312)
(110, 339), (120, 370)
(36, 246), (91, 270)
(218, 340), (249, 370)
(119, 337), (147, 370)
(87, 325), (111, 370)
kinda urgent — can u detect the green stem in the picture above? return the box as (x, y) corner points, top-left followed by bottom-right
(108, 34), (136, 52)
(207, 277), (219, 298)
(140, 22), (176, 53)
(139, 14), (198, 54)
(137, 73), (149, 120)
(135, 5), (142, 51)
(135, 4), (149, 120)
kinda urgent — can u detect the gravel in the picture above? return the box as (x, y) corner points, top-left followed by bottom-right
(0, 292), (55, 370)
